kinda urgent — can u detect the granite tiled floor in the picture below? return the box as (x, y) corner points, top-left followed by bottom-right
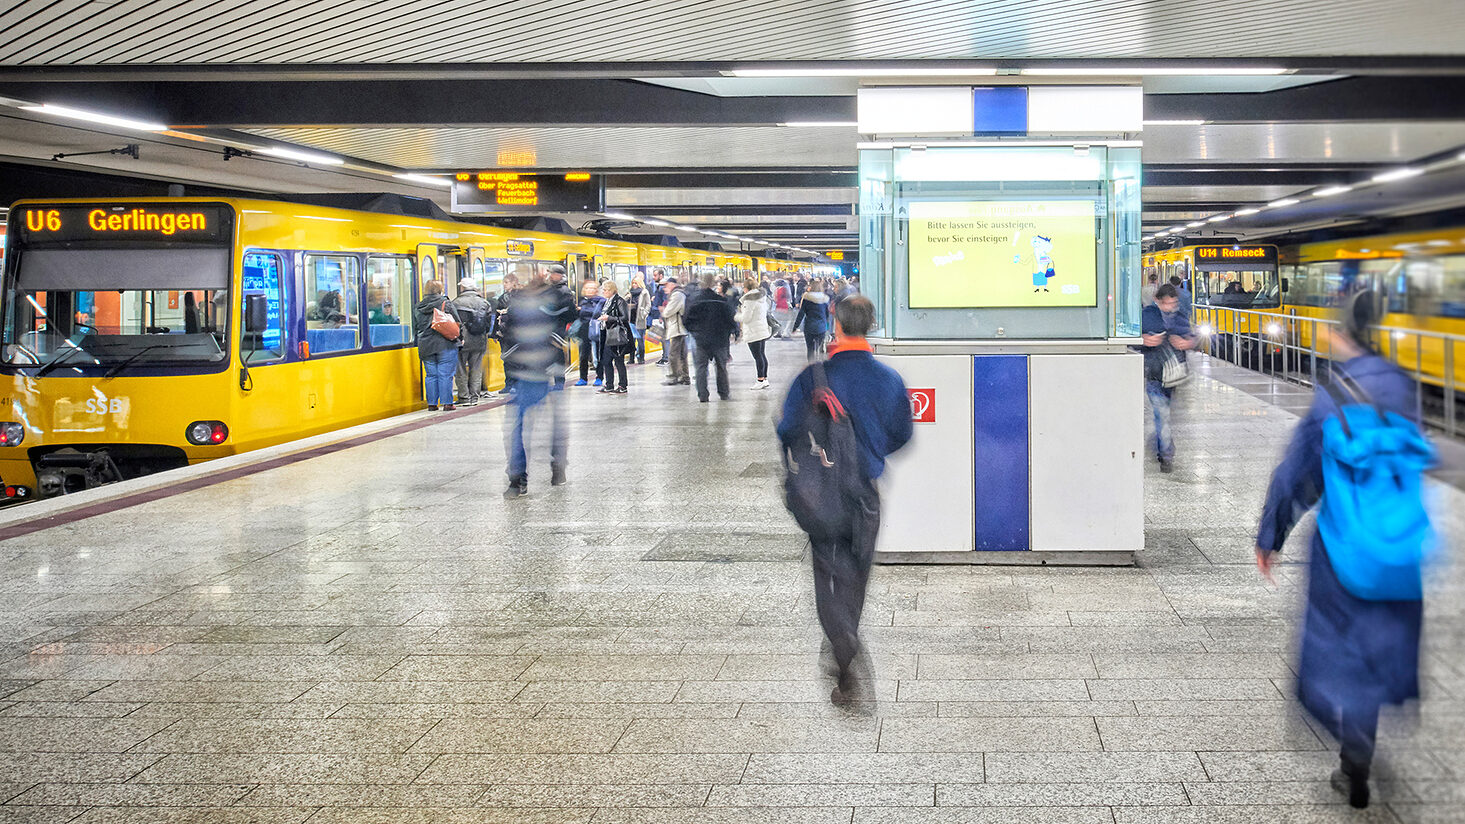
(0, 342), (1461, 823)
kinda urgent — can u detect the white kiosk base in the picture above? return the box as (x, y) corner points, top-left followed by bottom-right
(873, 339), (1144, 565)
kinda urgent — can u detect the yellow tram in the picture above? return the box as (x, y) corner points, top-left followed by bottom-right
(0, 197), (761, 498)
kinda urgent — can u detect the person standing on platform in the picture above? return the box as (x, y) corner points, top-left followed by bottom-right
(546, 265), (576, 389)
(736, 277), (773, 391)
(1140, 273), (1160, 307)
(649, 269), (669, 365)
(413, 279), (461, 412)
(597, 280), (632, 395)
(575, 280), (605, 387)
(629, 274), (652, 365)
(500, 270), (569, 497)
(451, 279), (493, 407)
(792, 279), (832, 361)
(490, 272), (519, 396)
(684, 272), (738, 402)
(776, 295), (912, 694)
(1141, 283), (1196, 473)
(1254, 291), (1433, 810)
(660, 277), (690, 386)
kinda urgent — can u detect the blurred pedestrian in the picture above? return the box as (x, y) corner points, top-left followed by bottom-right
(684, 272), (737, 402)
(660, 277), (689, 386)
(501, 270), (569, 497)
(413, 279), (461, 411)
(777, 295), (912, 694)
(1141, 284), (1196, 473)
(792, 279), (831, 361)
(736, 276), (773, 390)
(1255, 291), (1435, 810)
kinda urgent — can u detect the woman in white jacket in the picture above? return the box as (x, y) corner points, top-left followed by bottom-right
(736, 277), (773, 390)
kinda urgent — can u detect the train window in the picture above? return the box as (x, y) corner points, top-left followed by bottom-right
(481, 260), (506, 298)
(366, 256), (413, 348)
(304, 254), (361, 354)
(241, 251), (285, 361)
(4, 247), (228, 369)
(1430, 255), (1465, 319)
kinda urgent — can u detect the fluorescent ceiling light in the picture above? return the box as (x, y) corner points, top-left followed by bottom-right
(261, 146), (344, 165)
(1142, 120), (1206, 126)
(393, 173), (451, 188)
(1371, 167), (1422, 183)
(1312, 185), (1354, 197)
(780, 121), (858, 128)
(1234, 207), (1261, 216)
(1155, 231), (1171, 236)
(602, 212), (637, 220)
(728, 67), (997, 78)
(1023, 67), (1286, 76)
(1186, 221), (1205, 228)
(1266, 198), (1300, 208)
(1168, 226), (1185, 232)
(1207, 215), (1231, 222)
(644, 219), (670, 227)
(19, 103), (167, 132)
(673, 225), (697, 232)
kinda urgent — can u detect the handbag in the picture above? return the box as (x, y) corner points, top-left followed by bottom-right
(605, 322), (629, 349)
(1160, 347), (1190, 388)
(430, 302), (460, 340)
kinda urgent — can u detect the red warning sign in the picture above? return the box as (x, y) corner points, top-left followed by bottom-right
(908, 388), (935, 423)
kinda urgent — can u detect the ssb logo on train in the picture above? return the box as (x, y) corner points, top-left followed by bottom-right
(908, 388), (935, 423)
(84, 394), (127, 415)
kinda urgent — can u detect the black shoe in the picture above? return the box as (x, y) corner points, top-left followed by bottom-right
(699, 397), (710, 403)
(615, 387), (628, 394)
(503, 478), (528, 499)
(1159, 459), (1174, 474)
(719, 395), (731, 401)
(1331, 768), (1369, 809)
(426, 405), (438, 411)
(550, 465), (566, 486)
(443, 404), (456, 411)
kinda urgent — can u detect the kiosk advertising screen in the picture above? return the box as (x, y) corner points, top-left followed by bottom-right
(907, 200), (1098, 309)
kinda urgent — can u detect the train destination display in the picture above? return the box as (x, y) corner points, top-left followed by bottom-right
(907, 200), (1098, 308)
(451, 172), (604, 213)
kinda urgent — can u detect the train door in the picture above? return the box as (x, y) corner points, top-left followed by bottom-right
(467, 246), (490, 296)
(416, 244), (441, 296)
(565, 253), (589, 294)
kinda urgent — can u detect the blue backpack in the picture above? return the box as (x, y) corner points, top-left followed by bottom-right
(1316, 374), (1437, 601)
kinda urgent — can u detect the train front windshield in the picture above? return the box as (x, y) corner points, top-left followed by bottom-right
(1196, 265), (1281, 309)
(3, 246), (230, 372)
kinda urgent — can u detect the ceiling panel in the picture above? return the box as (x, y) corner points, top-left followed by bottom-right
(242, 126), (857, 169)
(0, 0), (1462, 65)
(607, 188), (856, 207)
(1140, 184), (1304, 203)
(1141, 121), (1465, 163)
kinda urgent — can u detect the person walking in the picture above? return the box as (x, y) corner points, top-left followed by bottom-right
(575, 280), (605, 387)
(1170, 275), (1193, 317)
(413, 279), (461, 411)
(683, 272), (738, 402)
(1142, 283), (1196, 472)
(500, 270), (569, 497)
(773, 277), (794, 338)
(545, 265), (576, 389)
(451, 279), (493, 406)
(629, 274), (652, 365)
(792, 279), (832, 361)
(660, 277), (690, 386)
(1255, 291), (1434, 810)
(776, 295), (912, 693)
(648, 269), (669, 364)
(736, 277), (773, 390)
(597, 280), (632, 395)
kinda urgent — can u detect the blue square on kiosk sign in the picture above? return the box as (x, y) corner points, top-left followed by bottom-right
(972, 87), (1028, 136)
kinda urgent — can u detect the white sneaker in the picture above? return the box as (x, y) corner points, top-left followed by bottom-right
(753, 381), (771, 390)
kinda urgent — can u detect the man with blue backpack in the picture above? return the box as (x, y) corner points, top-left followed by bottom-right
(777, 296), (912, 697)
(1255, 290), (1436, 810)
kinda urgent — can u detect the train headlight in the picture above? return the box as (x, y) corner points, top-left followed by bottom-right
(185, 421), (228, 445)
(1198, 323), (1214, 337)
(1266, 323), (1282, 337)
(0, 422), (24, 446)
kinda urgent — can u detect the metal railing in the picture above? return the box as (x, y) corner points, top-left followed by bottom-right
(1191, 305), (1463, 439)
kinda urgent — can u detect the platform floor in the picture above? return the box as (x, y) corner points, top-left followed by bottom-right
(0, 339), (1461, 824)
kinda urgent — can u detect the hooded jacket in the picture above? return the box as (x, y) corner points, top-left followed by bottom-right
(792, 291), (831, 337)
(736, 289), (773, 343)
(413, 294), (461, 358)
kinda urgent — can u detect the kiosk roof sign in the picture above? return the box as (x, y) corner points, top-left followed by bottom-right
(452, 171), (604, 213)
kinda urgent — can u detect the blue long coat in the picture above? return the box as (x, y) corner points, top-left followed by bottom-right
(1256, 353), (1424, 738)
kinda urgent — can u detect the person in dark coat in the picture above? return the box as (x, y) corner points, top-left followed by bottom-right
(596, 280), (632, 394)
(683, 272), (738, 402)
(500, 270), (569, 496)
(791, 280), (832, 361)
(1141, 284), (1196, 473)
(545, 265), (576, 389)
(1255, 290), (1426, 810)
(574, 281), (606, 386)
(413, 280), (461, 411)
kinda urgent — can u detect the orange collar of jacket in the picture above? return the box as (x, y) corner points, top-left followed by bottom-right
(827, 337), (873, 356)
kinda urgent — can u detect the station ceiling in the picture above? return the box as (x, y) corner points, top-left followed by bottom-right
(0, 0), (1462, 258)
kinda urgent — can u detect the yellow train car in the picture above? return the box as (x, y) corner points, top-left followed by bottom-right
(0, 196), (666, 498)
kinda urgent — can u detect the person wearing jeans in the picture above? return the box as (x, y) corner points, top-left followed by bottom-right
(413, 279), (462, 411)
(792, 280), (831, 362)
(1140, 283), (1195, 473)
(501, 271), (569, 497)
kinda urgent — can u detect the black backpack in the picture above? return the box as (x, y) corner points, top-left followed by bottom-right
(463, 304), (493, 336)
(782, 362), (864, 538)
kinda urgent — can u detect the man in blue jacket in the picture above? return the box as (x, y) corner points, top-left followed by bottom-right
(776, 296), (913, 693)
(1141, 284), (1195, 473)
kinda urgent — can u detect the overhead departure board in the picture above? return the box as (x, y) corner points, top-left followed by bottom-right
(451, 172), (604, 213)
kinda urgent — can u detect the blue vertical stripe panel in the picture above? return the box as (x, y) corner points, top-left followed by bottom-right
(972, 355), (1030, 550)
